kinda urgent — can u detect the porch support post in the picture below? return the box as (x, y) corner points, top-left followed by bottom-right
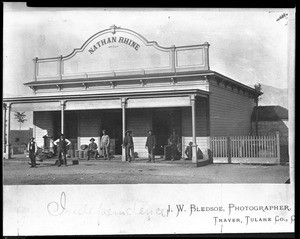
(58, 55), (63, 80)
(121, 98), (127, 162)
(60, 100), (66, 134)
(3, 103), (7, 154)
(5, 103), (12, 159)
(191, 95), (197, 163)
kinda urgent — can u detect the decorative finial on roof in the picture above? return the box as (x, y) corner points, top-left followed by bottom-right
(110, 24), (120, 34)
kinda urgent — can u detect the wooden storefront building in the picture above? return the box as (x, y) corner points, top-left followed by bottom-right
(3, 26), (259, 162)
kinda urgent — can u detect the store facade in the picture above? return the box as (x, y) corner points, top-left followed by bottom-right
(3, 26), (259, 162)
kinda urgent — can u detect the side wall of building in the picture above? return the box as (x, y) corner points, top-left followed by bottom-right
(250, 120), (289, 162)
(209, 81), (256, 136)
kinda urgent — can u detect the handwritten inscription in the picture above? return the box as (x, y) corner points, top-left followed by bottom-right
(47, 192), (169, 226)
(47, 192), (294, 229)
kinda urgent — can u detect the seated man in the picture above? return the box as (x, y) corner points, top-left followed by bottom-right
(88, 138), (98, 160)
(185, 141), (193, 160)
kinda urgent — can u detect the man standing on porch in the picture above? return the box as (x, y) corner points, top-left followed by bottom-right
(101, 129), (110, 160)
(122, 130), (134, 162)
(145, 130), (156, 163)
(53, 134), (71, 167)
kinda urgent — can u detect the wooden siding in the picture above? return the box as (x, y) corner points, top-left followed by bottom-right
(209, 82), (256, 136)
(78, 110), (102, 137)
(181, 98), (208, 137)
(127, 108), (152, 157)
(126, 109), (152, 137)
(132, 137), (148, 157)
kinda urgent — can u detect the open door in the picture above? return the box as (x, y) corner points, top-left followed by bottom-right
(152, 108), (181, 156)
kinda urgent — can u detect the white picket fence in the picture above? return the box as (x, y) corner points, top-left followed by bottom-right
(210, 132), (280, 164)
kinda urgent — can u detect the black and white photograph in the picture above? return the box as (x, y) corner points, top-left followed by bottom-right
(3, 4), (295, 236)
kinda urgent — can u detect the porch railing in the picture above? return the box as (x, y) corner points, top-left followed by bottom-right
(210, 132), (280, 164)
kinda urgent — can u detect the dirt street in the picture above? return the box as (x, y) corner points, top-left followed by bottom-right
(3, 155), (290, 185)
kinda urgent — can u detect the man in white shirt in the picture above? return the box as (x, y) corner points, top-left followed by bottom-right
(101, 129), (110, 160)
(53, 134), (71, 166)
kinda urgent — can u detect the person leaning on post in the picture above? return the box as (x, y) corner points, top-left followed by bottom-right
(53, 133), (71, 167)
(145, 129), (156, 163)
(88, 137), (98, 160)
(28, 137), (38, 168)
(122, 130), (135, 162)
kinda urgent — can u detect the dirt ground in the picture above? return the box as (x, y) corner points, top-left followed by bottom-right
(3, 155), (290, 185)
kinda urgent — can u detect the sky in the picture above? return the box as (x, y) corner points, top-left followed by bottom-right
(3, 4), (294, 129)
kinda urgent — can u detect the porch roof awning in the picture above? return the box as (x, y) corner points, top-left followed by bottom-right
(4, 89), (210, 111)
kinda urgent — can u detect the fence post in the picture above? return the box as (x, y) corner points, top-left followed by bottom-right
(276, 131), (280, 164)
(227, 136), (231, 164)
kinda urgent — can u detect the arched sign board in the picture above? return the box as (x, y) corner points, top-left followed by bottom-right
(36, 26), (210, 80)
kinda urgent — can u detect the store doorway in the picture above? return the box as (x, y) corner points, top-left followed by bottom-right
(101, 110), (122, 155)
(152, 108), (181, 156)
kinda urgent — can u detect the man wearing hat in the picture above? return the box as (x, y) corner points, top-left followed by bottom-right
(27, 137), (38, 168)
(100, 129), (110, 160)
(88, 138), (98, 160)
(145, 130), (156, 163)
(122, 130), (134, 162)
(53, 134), (71, 166)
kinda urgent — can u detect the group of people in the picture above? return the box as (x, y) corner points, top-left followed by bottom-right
(87, 129), (110, 160)
(122, 129), (193, 162)
(27, 130), (111, 168)
(27, 128), (193, 168)
(122, 129), (156, 163)
(85, 128), (158, 163)
(27, 133), (71, 168)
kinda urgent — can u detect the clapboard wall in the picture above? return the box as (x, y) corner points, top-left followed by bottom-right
(181, 98), (208, 137)
(78, 110), (102, 137)
(209, 81), (256, 136)
(126, 108), (152, 157)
